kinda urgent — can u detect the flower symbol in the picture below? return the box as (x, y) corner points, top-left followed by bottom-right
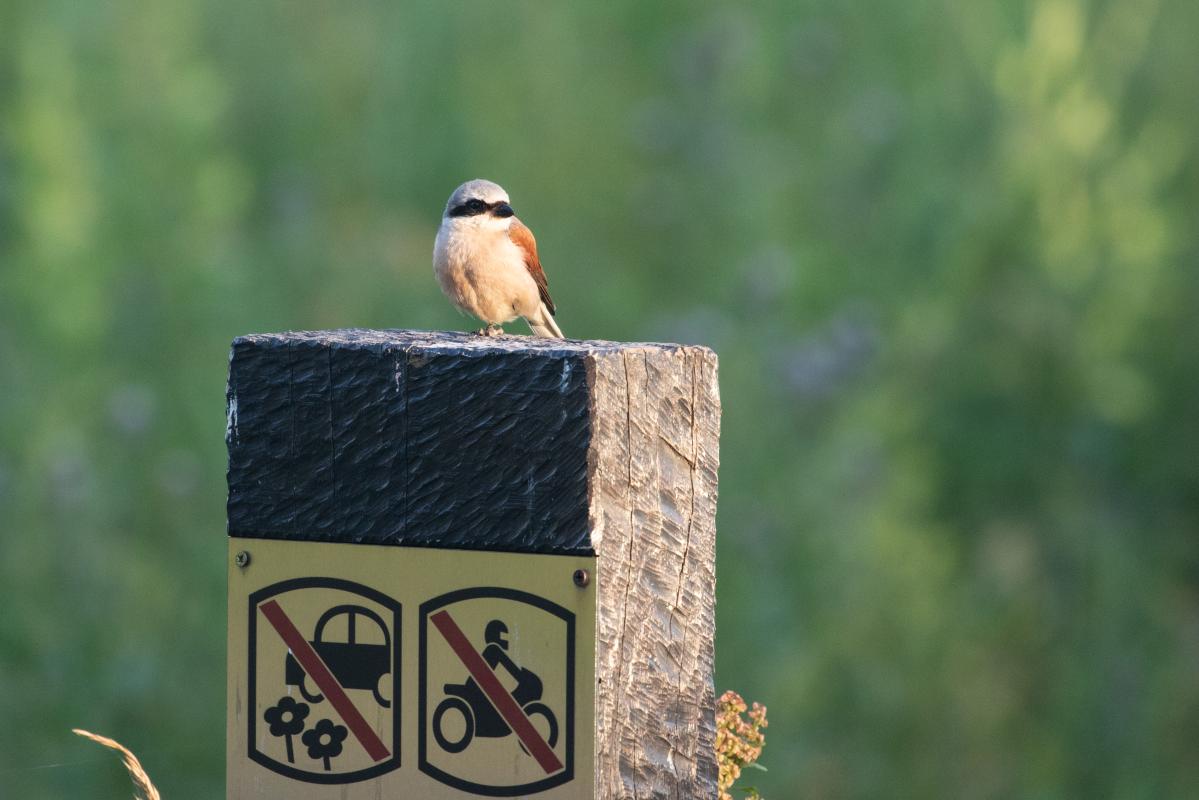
(302, 718), (348, 771)
(263, 695), (310, 763)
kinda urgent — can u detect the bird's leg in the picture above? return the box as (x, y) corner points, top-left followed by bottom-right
(475, 324), (504, 337)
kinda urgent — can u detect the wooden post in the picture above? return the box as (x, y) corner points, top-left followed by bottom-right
(227, 329), (720, 798)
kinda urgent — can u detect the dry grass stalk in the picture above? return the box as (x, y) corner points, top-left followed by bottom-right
(72, 729), (162, 800)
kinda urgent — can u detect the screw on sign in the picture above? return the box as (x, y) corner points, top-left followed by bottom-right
(247, 578), (402, 784)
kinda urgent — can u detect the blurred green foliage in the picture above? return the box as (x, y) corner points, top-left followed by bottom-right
(2, 1), (1197, 797)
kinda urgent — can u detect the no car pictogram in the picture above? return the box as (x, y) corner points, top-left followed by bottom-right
(248, 578), (402, 784)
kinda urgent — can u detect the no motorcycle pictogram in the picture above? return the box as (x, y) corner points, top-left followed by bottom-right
(420, 587), (576, 796)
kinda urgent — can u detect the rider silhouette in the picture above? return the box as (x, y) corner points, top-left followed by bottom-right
(482, 619), (544, 704)
(482, 621), (519, 683)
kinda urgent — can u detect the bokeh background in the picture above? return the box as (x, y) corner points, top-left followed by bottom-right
(2, 1), (1197, 797)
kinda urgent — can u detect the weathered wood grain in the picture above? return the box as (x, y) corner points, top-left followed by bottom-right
(227, 329), (595, 553)
(588, 346), (720, 799)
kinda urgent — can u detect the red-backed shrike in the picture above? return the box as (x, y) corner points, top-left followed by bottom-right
(433, 179), (563, 338)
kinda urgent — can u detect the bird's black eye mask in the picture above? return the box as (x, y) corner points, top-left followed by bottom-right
(449, 198), (514, 218)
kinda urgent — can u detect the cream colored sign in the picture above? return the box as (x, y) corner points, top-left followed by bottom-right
(228, 538), (595, 799)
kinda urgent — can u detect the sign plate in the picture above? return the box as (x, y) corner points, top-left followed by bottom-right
(228, 538), (595, 799)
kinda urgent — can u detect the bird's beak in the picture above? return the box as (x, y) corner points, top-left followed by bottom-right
(493, 202), (515, 218)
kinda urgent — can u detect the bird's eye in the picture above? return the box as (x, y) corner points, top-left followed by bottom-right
(467, 199), (484, 211)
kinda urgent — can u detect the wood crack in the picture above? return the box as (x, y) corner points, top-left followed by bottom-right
(657, 433), (695, 467)
(614, 350), (638, 796)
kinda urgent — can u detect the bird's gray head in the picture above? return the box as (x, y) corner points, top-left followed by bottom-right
(442, 179), (515, 222)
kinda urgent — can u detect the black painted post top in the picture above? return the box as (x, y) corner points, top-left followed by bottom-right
(226, 329), (681, 555)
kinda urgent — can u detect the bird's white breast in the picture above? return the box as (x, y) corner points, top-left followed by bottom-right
(433, 218), (539, 325)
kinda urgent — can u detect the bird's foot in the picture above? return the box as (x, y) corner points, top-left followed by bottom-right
(475, 324), (504, 337)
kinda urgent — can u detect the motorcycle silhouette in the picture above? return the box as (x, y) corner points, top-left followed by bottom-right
(432, 620), (558, 755)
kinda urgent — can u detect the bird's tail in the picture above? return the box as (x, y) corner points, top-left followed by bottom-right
(527, 303), (564, 338)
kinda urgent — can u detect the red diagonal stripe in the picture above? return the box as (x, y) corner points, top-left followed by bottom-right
(430, 610), (564, 774)
(259, 599), (390, 762)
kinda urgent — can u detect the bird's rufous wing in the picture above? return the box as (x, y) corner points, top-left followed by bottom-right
(508, 218), (556, 315)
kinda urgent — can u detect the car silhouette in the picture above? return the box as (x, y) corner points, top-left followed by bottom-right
(285, 604), (392, 708)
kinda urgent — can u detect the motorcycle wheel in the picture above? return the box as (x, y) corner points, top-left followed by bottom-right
(432, 696), (474, 754)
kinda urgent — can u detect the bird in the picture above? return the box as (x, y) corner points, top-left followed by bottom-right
(433, 179), (563, 338)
